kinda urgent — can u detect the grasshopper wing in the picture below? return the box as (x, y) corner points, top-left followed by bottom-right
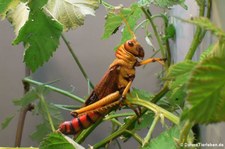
(84, 66), (120, 106)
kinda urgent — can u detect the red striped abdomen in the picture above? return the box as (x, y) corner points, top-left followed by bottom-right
(58, 109), (109, 135)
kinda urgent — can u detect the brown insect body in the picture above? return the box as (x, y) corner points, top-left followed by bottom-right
(58, 39), (145, 135)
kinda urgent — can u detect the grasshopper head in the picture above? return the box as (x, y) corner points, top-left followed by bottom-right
(124, 39), (144, 59)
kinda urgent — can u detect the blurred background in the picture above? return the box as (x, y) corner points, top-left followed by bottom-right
(0, 0), (224, 148)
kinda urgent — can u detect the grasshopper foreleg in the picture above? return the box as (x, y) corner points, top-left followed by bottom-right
(137, 58), (166, 66)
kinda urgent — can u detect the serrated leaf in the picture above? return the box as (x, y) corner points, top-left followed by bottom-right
(182, 56), (225, 124)
(127, 88), (154, 101)
(102, 8), (132, 39)
(167, 85), (185, 108)
(40, 133), (84, 149)
(167, 61), (196, 89)
(1, 115), (15, 130)
(142, 126), (180, 149)
(200, 44), (214, 61)
(185, 17), (225, 40)
(44, 0), (99, 31)
(134, 112), (154, 130)
(0, 0), (19, 19)
(13, 86), (46, 107)
(166, 61), (196, 108)
(6, 2), (29, 35)
(32, 100), (63, 141)
(31, 122), (51, 142)
(167, 61), (197, 79)
(121, 4), (142, 43)
(13, 9), (63, 72)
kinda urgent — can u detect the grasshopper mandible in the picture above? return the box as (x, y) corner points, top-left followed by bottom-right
(58, 16), (165, 135)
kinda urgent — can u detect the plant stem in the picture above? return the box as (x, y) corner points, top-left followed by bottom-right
(110, 119), (143, 144)
(179, 120), (194, 144)
(185, 0), (211, 60)
(23, 77), (85, 103)
(61, 34), (94, 89)
(142, 115), (160, 147)
(39, 95), (55, 132)
(104, 112), (135, 120)
(141, 7), (165, 58)
(129, 98), (179, 125)
(92, 87), (169, 148)
(14, 68), (33, 147)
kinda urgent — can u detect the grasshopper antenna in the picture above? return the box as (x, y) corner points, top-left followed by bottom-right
(120, 13), (136, 40)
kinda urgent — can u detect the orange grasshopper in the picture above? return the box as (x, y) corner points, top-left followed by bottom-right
(58, 16), (165, 135)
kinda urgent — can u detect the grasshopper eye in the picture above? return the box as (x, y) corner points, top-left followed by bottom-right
(128, 41), (134, 47)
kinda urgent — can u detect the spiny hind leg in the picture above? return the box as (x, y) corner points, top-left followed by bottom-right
(71, 91), (120, 117)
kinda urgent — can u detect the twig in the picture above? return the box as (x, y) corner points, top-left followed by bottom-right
(141, 7), (165, 58)
(14, 68), (33, 147)
(185, 0), (211, 60)
(142, 114), (160, 147)
(92, 87), (169, 149)
(61, 34), (94, 89)
(23, 77), (85, 103)
(39, 95), (55, 132)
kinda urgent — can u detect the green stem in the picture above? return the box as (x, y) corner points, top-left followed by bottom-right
(104, 112), (135, 120)
(23, 77), (84, 103)
(61, 34), (94, 89)
(92, 87), (169, 148)
(185, 0), (211, 60)
(129, 98), (179, 125)
(39, 95), (55, 132)
(141, 7), (165, 58)
(110, 119), (143, 144)
(142, 115), (160, 147)
(179, 120), (194, 144)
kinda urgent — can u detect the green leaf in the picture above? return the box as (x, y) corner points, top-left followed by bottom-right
(40, 133), (85, 149)
(44, 0), (99, 31)
(0, 0), (19, 18)
(28, 0), (48, 11)
(102, 8), (132, 39)
(167, 61), (197, 80)
(163, 24), (176, 40)
(200, 44), (214, 61)
(166, 61), (196, 108)
(13, 86), (47, 107)
(182, 56), (225, 124)
(121, 4), (142, 44)
(167, 61), (196, 89)
(31, 122), (51, 142)
(127, 88), (154, 101)
(134, 112), (154, 130)
(32, 100), (63, 141)
(13, 9), (63, 72)
(185, 17), (225, 40)
(1, 115), (15, 130)
(167, 86), (185, 108)
(142, 126), (180, 149)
